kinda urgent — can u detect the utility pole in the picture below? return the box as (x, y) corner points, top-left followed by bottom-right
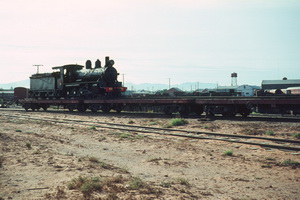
(33, 64), (43, 74)
(121, 74), (125, 87)
(168, 78), (171, 89)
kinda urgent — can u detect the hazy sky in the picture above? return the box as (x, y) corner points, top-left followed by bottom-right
(0, 0), (299, 86)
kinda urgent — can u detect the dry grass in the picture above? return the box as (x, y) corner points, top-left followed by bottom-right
(169, 118), (188, 126)
(0, 155), (4, 168)
(223, 150), (234, 156)
(67, 175), (161, 198)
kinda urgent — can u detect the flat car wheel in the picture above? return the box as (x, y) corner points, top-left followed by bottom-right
(102, 105), (111, 113)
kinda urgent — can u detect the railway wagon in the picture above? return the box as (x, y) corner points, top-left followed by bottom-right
(19, 95), (300, 117)
(195, 96), (300, 116)
(20, 97), (199, 115)
(14, 87), (28, 101)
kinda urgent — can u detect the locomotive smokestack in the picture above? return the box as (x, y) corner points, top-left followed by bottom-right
(105, 56), (109, 67)
(95, 59), (101, 68)
(85, 60), (92, 69)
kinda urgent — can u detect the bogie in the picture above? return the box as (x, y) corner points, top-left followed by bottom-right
(101, 104), (111, 113)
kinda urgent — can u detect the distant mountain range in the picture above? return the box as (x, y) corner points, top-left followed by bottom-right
(0, 79), (217, 91)
(0, 80), (30, 89)
(125, 82), (217, 91)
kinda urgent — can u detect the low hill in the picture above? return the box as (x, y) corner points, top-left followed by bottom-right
(0, 80), (30, 89)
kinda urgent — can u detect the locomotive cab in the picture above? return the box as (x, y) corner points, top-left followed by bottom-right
(52, 64), (84, 85)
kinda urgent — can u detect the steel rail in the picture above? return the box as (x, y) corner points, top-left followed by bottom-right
(1, 113), (300, 151)
(38, 116), (300, 145)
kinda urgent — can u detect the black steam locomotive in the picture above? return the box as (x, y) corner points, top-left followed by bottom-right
(29, 56), (126, 99)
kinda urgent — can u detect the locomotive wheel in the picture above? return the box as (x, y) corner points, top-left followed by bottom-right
(241, 112), (250, 117)
(114, 104), (123, 113)
(55, 91), (64, 99)
(194, 107), (204, 116)
(191, 105), (204, 116)
(101, 104), (111, 113)
(90, 105), (99, 113)
(91, 108), (98, 113)
(79, 85), (90, 97)
(222, 112), (236, 117)
(42, 105), (48, 111)
(179, 110), (189, 117)
(77, 107), (87, 112)
(206, 111), (215, 117)
(77, 104), (87, 112)
(67, 104), (76, 112)
(195, 110), (203, 116)
(179, 105), (189, 117)
(115, 108), (122, 113)
(71, 89), (80, 97)
(163, 106), (172, 115)
(24, 104), (30, 112)
(45, 92), (51, 99)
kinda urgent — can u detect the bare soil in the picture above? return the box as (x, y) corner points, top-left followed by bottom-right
(1, 109), (300, 200)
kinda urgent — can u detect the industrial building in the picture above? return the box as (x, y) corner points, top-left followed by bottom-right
(166, 88), (186, 96)
(262, 78), (300, 90)
(195, 72), (261, 96)
(0, 87), (28, 102)
(216, 85), (260, 96)
(0, 90), (14, 100)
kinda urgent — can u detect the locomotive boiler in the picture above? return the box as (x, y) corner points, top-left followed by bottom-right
(29, 56), (126, 99)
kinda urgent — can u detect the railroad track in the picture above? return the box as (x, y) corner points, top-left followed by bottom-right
(1, 111), (300, 151)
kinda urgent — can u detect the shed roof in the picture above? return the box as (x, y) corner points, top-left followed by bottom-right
(216, 85), (259, 90)
(217, 86), (239, 90)
(167, 87), (184, 92)
(0, 90), (14, 94)
(262, 79), (300, 85)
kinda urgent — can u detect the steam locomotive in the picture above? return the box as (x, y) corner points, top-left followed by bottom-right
(29, 56), (126, 99)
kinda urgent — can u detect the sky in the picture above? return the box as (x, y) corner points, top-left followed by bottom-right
(0, 0), (299, 86)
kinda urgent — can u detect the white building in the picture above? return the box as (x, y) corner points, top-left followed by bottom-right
(216, 85), (260, 96)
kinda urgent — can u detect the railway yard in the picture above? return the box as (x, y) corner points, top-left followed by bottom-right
(1, 108), (300, 199)
(1, 0), (300, 199)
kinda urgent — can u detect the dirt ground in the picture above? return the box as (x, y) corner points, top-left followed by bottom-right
(0, 109), (300, 200)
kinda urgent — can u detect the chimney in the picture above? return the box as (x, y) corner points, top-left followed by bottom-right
(105, 56), (109, 67)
